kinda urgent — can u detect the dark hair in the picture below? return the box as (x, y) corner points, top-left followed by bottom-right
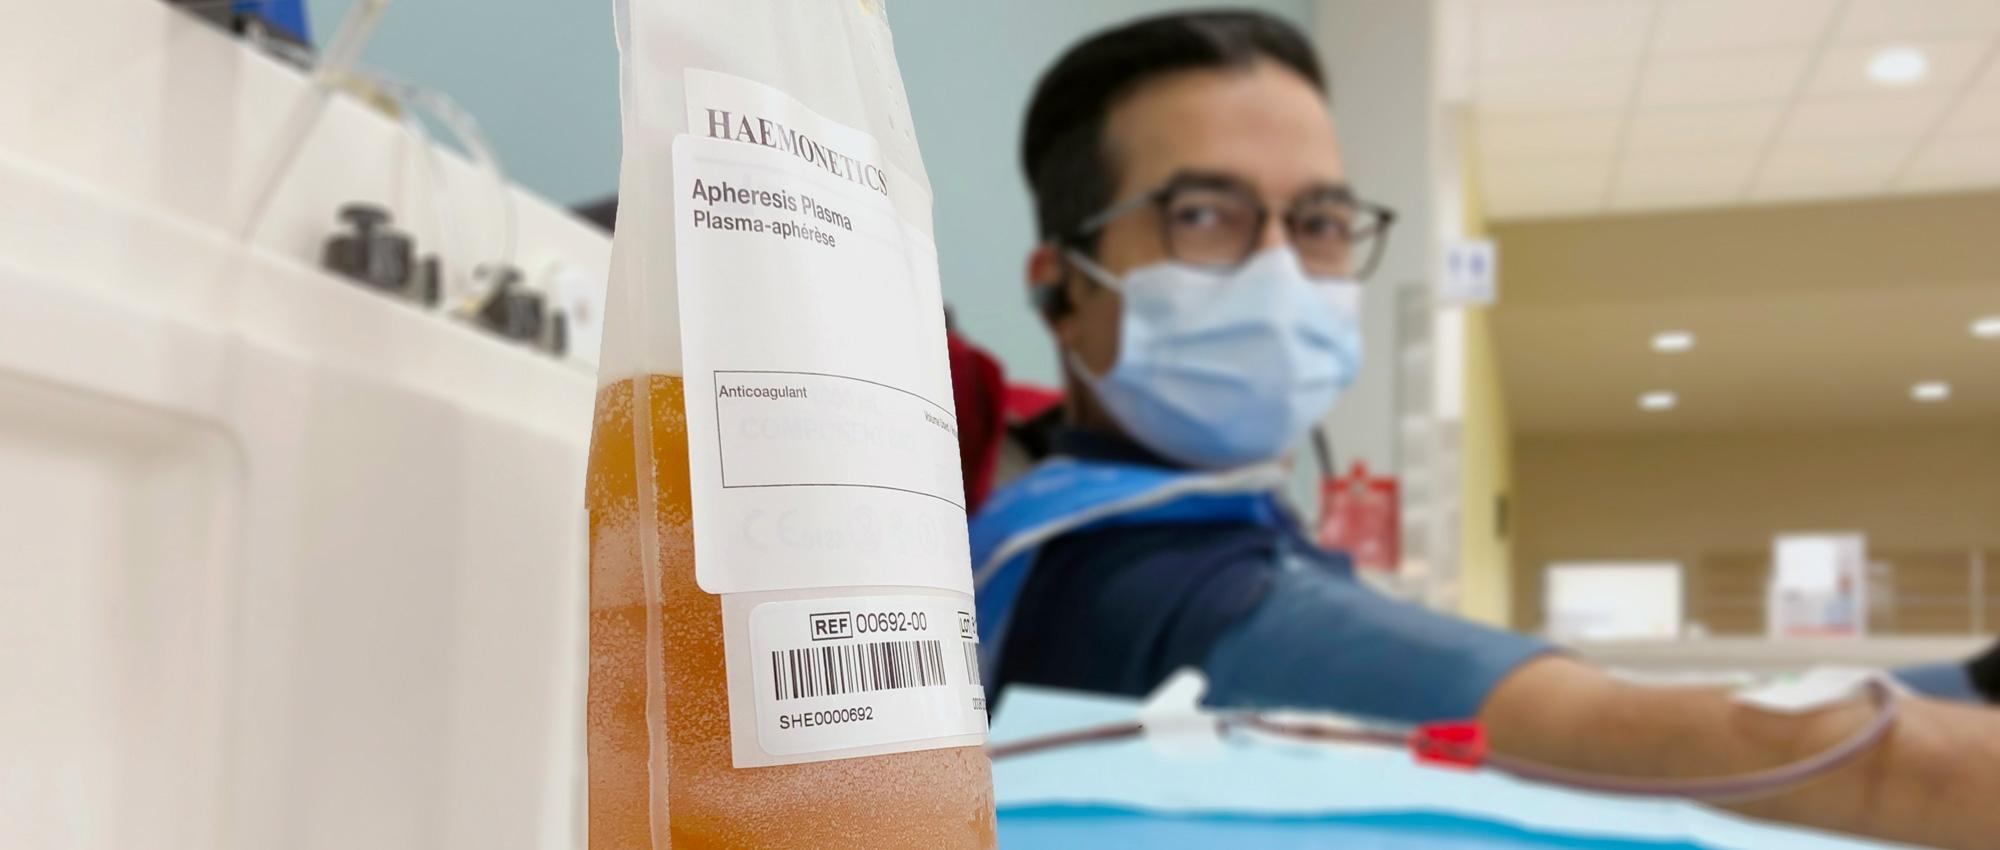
(1021, 10), (1326, 249)
(1973, 638), (2000, 703)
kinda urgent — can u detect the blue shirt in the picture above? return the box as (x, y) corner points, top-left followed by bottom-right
(993, 430), (1276, 698)
(993, 428), (1554, 722)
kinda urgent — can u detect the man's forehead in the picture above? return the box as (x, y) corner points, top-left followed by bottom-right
(1102, 61), (1344, 200)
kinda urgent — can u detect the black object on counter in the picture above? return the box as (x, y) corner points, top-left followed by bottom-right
(545, 311), (570, 358)
(417, 255), (444, 307)
(323, 204), (415, 295)
(474, 266), (546, 344)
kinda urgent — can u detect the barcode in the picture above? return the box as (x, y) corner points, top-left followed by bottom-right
(961, 641), (981, 686)
(771, 639), (948, 701)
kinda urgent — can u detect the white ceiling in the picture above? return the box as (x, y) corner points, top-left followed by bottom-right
(1489, 192), (2000, 434)
(1442, 0), (2000, 220)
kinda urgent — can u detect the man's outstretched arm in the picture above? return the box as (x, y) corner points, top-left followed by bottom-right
(1483, 656), (2000, 850)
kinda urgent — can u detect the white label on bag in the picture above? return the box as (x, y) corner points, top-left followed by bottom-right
(672, 70), (981, 764)
(674, 69), (970, 598)
(742, 594), (986, 761)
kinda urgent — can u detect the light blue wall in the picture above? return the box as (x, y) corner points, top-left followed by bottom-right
(886, 0), (1316, 386)
(309, 0), (622, 208)
(310, 0), (1314, 385)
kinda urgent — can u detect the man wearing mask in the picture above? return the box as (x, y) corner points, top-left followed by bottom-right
(969, 11), (1999, 849)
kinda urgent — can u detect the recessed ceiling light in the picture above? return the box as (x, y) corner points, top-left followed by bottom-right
(1639, 391), (1677, 412)
(1973, 316), (2000, 339)
(1911, 381), (1951, 403)
(1867, 47), (1928, 86)
(1652, 331), (1695, 353)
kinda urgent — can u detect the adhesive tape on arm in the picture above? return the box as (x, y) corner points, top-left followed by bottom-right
(1734, 666), (1902, 715)
(1138, 668), (1224, 758)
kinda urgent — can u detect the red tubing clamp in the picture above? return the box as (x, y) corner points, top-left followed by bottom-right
(1409, 721), (1487, 769)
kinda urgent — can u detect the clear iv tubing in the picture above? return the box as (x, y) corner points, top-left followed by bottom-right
(393, 83), (521, 285)
(233, 0), (390, 237)
(355, 74), (522, 311)
(987, 677), (1900, 803)
(245, 33), (521, 310)
(382, 83), (461, 298)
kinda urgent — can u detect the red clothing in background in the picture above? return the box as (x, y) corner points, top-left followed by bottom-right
(947, 333), (1007, 513)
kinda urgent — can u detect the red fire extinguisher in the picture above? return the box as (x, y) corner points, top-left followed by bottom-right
(1313, 429), (1400, 571)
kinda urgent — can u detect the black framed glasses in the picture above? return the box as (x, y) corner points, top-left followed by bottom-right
(1068, 172), (1397, 280)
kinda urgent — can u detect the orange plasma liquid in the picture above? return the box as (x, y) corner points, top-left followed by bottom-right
(587, 375), (997, 849)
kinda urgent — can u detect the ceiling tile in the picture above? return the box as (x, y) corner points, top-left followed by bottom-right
(1753, 140), (1913, 198)
(1780, 93), (1956, 142)
(1482, 156), (1614, 218)
(1483, 157), (1617, 195)
(1898, 135), (2000, 190)
(1464, 1), (2000, 216)
(1806, 39), (1994, 95)
(1611, 149), (1759, 209)
(1479, 64), (1639, 113)
(1640, 50), (1814, 107)
(1977, 53), (2000, 89)
(1605, 191), (1742, 213)
(1484, 195), (1611, 220)
(1627, 104), (1785, 150)
(1938, 87), (2000, 134)
(1479, 0), (1655, 69)
(1478, 0), (1636, 10)
(1759, 139), (1914, 180)
(1477, 111), (1625, 158)
(1748, 180), (1890, 203)
(1834, 0), (2000, 43)
(1653, 0), (1841, 56)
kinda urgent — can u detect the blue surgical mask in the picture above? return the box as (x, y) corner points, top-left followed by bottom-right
(1065, 246), (1363, 469)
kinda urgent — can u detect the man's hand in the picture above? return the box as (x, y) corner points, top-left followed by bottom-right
(1481, 656), (1999, 850)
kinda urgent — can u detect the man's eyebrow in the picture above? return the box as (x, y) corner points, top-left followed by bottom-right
(1292, 182), (1358, 204)
(1165, 169), (1255, 191)
(1164, 171), (1358, 204)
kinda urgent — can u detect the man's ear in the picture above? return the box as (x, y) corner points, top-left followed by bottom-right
(1026, 243), (1071, 326)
